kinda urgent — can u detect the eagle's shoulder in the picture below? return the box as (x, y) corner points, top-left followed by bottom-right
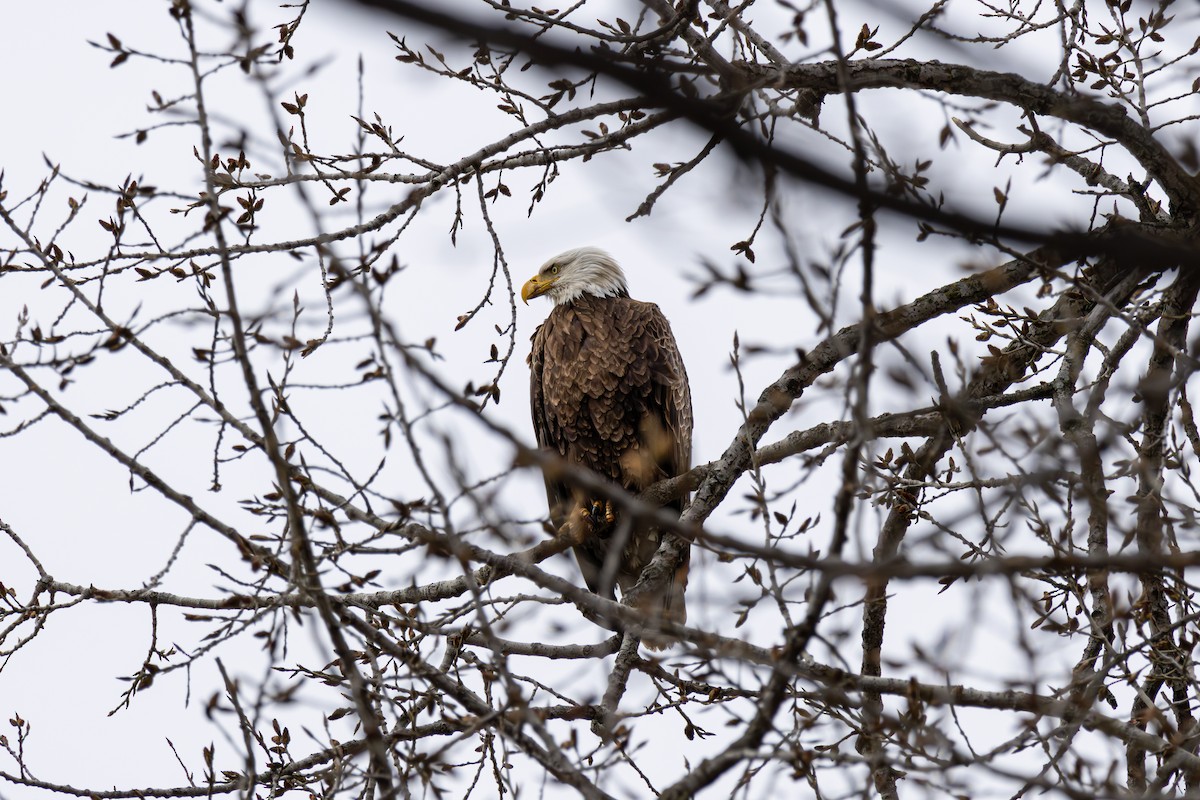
(567, 294), (672, 336)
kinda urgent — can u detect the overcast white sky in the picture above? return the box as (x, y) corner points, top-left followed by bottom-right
(3, 1), (1192, 797)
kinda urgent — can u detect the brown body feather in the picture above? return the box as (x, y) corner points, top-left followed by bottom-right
(529, 292), (692, 647)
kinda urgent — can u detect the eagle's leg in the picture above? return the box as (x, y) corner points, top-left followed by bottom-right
(604, 500), (616, 525)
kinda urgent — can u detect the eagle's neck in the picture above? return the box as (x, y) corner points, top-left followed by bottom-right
(556, 285), (630, 307)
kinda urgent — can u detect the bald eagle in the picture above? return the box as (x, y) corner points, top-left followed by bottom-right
(523, 247), (692, 648)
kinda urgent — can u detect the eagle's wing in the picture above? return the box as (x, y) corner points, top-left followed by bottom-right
(642, 302), (692, 505)
(625, 302), (692, 648)
(529, 319), (574, 535)
(530, 304), (620, 597)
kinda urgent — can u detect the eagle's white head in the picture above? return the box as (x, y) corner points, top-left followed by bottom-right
(521, 246), (629, 306)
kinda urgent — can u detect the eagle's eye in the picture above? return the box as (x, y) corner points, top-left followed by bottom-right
(550, 265), (559, 275)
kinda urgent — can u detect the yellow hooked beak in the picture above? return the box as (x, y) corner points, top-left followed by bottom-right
(521, 274), (555, 304)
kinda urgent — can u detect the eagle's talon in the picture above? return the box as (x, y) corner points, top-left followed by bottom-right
(578, 500), (606, 529)
(577, 499), (616, 534)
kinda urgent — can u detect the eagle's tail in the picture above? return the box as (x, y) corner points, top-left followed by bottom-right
(637, 542), (689, 651)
